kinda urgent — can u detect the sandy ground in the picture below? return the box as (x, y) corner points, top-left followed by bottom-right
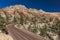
(0, 33), (13, 40)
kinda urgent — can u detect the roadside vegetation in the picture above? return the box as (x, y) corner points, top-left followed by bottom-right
(0, 5), (60, 40)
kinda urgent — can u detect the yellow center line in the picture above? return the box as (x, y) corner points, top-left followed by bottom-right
(11, 28), (29, 40)
(9, 29), (21, 40)
(15, 28), (32, 40)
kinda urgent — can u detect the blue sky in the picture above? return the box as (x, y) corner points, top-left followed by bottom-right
(0, 0), (60, 12)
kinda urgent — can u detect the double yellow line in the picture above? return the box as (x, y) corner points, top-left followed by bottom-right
(11, 27), (29, 40)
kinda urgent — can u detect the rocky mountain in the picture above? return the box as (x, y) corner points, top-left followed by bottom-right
(0, 5), (60, 40)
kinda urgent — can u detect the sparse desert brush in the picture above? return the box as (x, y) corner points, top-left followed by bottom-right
(0, 5), (60, 40)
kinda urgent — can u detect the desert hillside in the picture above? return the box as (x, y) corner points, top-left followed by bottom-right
(0, 5), (60, 40)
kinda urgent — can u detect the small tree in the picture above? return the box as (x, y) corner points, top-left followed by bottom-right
(0, 15), (7, 33)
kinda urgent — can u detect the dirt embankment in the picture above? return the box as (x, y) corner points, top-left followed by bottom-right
(0, 33), (13, 40)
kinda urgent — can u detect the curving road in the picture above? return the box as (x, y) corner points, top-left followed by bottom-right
(6, 24), (47, 40)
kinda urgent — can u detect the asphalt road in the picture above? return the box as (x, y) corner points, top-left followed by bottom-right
(6, 24), (47, 40)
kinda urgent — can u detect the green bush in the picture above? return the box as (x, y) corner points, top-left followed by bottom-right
(0, 16), (6, 33)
